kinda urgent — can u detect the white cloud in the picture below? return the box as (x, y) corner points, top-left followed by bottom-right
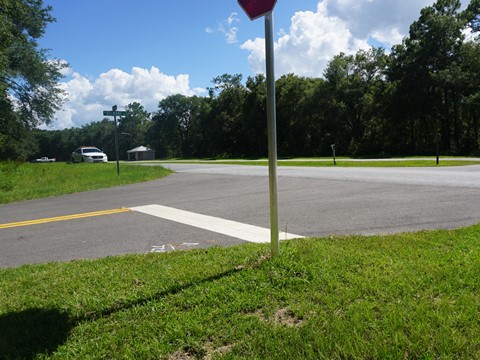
(241, 2), (369, 78)
(206, 12), (240, 44)
(48, 66), (205, 129)
(322, 0), (435, 41)
(370, 28), (404, 47)
(240, 0), (457, 78)
(463, 27), (478, 42)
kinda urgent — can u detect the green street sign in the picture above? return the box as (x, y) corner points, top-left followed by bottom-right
(103, 110), (127, 116)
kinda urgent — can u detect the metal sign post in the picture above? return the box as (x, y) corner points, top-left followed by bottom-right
(112, 105), (120, 176)
(103, 106), (127, 176)
(264, 12), (279, 256)
(238, 0), (279, 256)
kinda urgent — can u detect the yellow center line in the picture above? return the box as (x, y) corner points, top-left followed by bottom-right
(0, 208), (132, 229)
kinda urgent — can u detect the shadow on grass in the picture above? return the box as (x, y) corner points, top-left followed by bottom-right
(0, 308), (71, 359)
(79, 267), (242, 322)
(0, 266), (246, 358)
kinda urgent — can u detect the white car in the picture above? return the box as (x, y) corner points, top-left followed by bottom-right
(71, 147), (108, 163)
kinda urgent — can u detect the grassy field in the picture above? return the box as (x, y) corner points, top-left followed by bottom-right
(0, 162), (171, 204)
(1, 225), (479, 359)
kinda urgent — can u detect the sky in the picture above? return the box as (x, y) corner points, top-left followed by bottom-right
(39, 0), (470, 129)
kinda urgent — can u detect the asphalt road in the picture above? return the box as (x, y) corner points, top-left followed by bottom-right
(1, 164), (480, 268)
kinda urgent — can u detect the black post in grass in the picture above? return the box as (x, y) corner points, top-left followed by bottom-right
(331, 144), (336, 166)
(435, 133), (441, 165)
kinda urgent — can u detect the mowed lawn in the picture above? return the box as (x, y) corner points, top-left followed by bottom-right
(0, 162), (171, 204)
(151, 156), (480, 167)
(1, 226), (479, 359)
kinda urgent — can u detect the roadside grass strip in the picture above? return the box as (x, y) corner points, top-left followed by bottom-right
(152, 158), (480, 167)
(132, 204), (304, 243)
(0, 162), (171, 205)
(0, 208), (131, 229)
(1, 225), (479, 358)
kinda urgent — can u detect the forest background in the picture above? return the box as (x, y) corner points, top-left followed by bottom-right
(2, 0), (480, 161)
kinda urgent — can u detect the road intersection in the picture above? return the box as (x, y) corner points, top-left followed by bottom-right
(1, 164), (480, 268)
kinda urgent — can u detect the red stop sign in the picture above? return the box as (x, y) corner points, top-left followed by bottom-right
(238, 0), (277, 20)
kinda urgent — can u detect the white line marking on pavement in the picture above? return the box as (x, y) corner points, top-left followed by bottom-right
(150, 243), (200, 253)
(151, 245), (169, 253)
(131, 204), (304, 244)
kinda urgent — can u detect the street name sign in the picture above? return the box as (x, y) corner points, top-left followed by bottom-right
(103, 110), (127, 117)
(237, 0), (277, 20)
(103, 106), (124, 176)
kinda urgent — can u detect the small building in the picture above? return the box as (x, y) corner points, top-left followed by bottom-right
(127, 146), (156, 161)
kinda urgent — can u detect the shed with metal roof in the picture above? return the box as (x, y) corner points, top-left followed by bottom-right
(127, 146), (156, 161)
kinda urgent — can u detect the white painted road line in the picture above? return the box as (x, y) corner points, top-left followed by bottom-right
(131, 204), (304, 244)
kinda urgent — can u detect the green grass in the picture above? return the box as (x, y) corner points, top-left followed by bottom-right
(0, 162), (171, 204)
(218, 159), (480, 167)
(1, 225), (479, 359)
(153, 158), (480, 167)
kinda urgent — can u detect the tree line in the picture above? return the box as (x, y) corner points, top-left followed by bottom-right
(2, 0), (480, 161)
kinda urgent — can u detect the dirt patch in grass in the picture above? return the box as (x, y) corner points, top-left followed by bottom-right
(250, 308), (304, 328)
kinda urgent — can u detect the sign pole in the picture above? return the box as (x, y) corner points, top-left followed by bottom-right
(237, 0), (278, 256)
(103, 107), (127, 175)
(113, 105), (120, 176)
(265, 12), (279, 256)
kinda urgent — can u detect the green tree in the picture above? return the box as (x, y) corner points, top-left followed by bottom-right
(207, 73), (243, 98)
(460, 40), (480, 153)
(119, 102), (151, 151)
(324, 48), (387, 155)
(462, 0), (480, 31)
(276, 74), (319, 156)
(388, 0), (475, 154)
(299, 77), (332, 156)
(32, 120), (115, 162)
(149, 95), (207, 158)
(204, 74), (246, 157)
(0, 0), (66, 159)
(242, 74), (267, 157)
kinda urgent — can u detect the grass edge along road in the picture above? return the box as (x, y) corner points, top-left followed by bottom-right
(0, 162), (172, 205)
(1, 225), (479, 359)
(151, 157), (480, 167)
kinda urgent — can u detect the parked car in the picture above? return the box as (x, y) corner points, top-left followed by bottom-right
(71, 147), (108, 163)
(30, 157), (56, 163)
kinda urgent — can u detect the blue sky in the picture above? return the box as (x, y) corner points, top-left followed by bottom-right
(39, 0), (470, 129)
